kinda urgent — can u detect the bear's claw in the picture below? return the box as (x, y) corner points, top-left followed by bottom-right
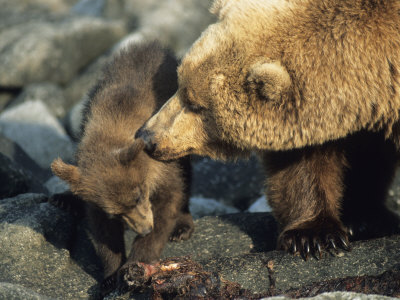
(279, 223), (351, 260)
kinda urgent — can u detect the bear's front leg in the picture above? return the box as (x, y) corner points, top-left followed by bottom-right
(262, 143), (350, 259)
(86, 204), (126, 276)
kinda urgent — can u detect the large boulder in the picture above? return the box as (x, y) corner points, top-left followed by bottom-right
(0, 153), (46, 199)
(0, 100), (76, 169)
(0, 133), (51, 182)
(0, 16), (126, 87)
(0, 0), (75, 31)
(116, 0), (216, 57)
(123, 213), (400, 299)
(0, 133), (49, 198)
(0, 193), (101, 299)
(0, 154), (32, 199)
(0, 282), (53, 300)
(10, 83), (67, 118)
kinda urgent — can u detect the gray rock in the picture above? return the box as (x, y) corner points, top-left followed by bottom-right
(0, 153), (32, 199)
(0, 100), (76, 169)
(10, 83), (66, 118)
(0, 193), (100, 299)
(265, 292), (396, 300)
(116, 0), (216, 57)
(0, 133), (51, 183)
(120, 213), (400, 299)
(387, 169), (400, 216)
(1, 194), (399, 299)
(189, 196), (240, 219)
(0, 16), (126, 87)
(0, 282), (52, 300)
(247, 195), (272, 213)
(44, 176), (69, 196)
(0, 90), (17, 113)
(0, 138), (48, 198)
(191, 156), (265, 210)
(161, 213), (279, 262)
(163, 214), (400, 294)
(0, 0), (72, 32)
(71, 0), (105, 17)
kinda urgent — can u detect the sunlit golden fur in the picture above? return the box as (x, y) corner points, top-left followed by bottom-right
(141, 0), (400, 159)
(137, 0), (400, 255)
(51, 42), (193, 283)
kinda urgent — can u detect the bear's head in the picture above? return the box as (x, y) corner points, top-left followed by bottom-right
(136, 0), (294, 161)
(51, 139), (154, 236)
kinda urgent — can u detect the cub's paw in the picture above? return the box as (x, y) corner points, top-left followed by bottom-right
(100, 273), (118, 296)
(48, 191), (85, 218)
(169, 222), (194, 242)
(278, 219), (351, 260)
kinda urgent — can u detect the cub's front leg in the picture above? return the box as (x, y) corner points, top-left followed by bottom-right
(262, 143), (350, 259)
(120, 188), (188, 269)
(86, 204), (126, 277)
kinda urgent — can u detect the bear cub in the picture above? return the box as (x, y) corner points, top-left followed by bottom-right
(51, 41), (194, 290)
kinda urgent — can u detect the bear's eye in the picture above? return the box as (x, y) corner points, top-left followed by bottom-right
(182, 88), (205, 113)
(186, 102), (204, 113)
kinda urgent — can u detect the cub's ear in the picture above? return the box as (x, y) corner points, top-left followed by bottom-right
(247, 60), (291, 102)
(116, 138), (145, 165)
(51, 158), (81, 192)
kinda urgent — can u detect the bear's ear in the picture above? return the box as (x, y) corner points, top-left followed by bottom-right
(210, 0), (230, 19)
(115, 138), (145, 165)
(247, 60), (291, 102)
(51, 158), (81, 192)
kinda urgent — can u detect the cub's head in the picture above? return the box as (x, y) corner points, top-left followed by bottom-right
(51, 139), (154, 236)
(136, 0), (293, 161)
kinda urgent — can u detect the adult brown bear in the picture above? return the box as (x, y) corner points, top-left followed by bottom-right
(136, 0), (400, 257)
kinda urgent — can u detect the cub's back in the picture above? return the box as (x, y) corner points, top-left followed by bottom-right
(81, 41), (179, 138)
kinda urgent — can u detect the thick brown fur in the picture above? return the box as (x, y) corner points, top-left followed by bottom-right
(263, 130), (399, 257)
(51, 42), (194, 287)
(136, 0), (400, 256)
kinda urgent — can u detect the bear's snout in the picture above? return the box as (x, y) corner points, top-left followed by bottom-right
(135, 127), (157, 156)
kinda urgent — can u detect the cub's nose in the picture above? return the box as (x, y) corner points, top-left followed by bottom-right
(135, 127), (157, 155)
(139, 225), (153, 237)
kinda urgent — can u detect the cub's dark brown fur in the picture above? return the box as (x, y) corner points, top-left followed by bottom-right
(51, 42), (193, 284)
(262, 130), (399, 257)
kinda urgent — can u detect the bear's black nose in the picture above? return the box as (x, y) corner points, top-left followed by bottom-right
(135, 126), (147, 140)
(135, 127), (157, 155)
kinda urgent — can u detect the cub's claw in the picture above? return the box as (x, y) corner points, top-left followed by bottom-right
(100, 273), (117, 296)
(169, 223), (194, 242)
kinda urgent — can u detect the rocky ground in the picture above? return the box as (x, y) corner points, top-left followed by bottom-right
(1, 0), (400, 299)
